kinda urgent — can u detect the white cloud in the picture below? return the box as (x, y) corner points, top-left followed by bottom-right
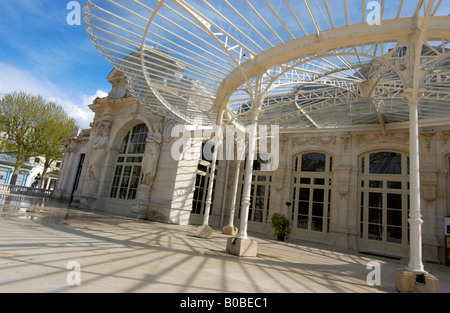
(81, 90), (109, 107)
(47, 96), (96, 130)
(0, 63), (54, 96)
(0, 62), (108, 129)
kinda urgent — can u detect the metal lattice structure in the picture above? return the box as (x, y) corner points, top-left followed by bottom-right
(83, 0), (450, 130)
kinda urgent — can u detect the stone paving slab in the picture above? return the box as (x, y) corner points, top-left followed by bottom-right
(0, 194), (449, 293)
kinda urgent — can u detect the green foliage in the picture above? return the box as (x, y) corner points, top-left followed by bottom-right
(0, 91), (78, 183)
(271, 213), (291, 241)
(34, 101), (78, 179)
(0, 136), (15, 153)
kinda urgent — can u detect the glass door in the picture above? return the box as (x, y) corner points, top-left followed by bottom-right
(359, 152), (409, 257)
(190, 143), (216, 224)
(290, 152), (332, 242)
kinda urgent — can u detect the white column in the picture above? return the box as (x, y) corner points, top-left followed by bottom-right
(238, 109), (261, 239)
(56, 149), (70, 190)
(227, 160), (241, 227)
(202, 138), (221, 227)
(404, 89), (426, 273)
(202, 114), (224, 227)
(219, 160), (230, 227)
(45, 177), (51, 190)
(61, 150), (76, 192)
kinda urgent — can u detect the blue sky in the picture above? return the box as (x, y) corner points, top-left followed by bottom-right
(0, 1), (113, 128)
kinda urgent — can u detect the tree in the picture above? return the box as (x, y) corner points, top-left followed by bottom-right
(35, 102), (78, 186)
(0, 91), (78, 185)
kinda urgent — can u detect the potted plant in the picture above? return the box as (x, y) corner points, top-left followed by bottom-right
(271, 213), (291, 242)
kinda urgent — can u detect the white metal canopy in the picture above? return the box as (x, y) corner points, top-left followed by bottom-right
(83, 0), (450, 129)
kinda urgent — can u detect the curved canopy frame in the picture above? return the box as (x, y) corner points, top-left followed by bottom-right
(83, 0), (450, 273)
(84, 0), (450, 129)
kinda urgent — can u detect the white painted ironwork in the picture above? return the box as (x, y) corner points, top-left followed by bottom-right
(83, 0), (450, 129)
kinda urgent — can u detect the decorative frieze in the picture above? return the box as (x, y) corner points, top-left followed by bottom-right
(340, 132), (351, 143)
(291, 135), (336, 146)
(355, 131), (409, 147)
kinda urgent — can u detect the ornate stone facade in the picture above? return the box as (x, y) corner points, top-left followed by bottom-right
(54, 69), (198, 225)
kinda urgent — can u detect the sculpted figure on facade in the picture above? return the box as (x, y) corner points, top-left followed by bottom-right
(142, 117), (163, 189)
(88, 121), (112, 183)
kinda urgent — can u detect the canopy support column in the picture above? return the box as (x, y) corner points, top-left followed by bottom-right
(222, 133), (246, 236)
(405, 89), (425, 274)
(237, 111), (259, 239)
(196, 111), (224, 238)
(395, 89), (440, 293)
(222, 159), (241, 236)
(226, 107), (261, 257)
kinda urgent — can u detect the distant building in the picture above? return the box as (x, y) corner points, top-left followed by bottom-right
(0, 153), (33, 186)
(27, 156), (61, 190)
(0, 153), (60, 189)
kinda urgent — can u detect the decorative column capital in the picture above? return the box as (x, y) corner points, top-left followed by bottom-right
(402, 88), (427, 105)
(249, 107), (263, 121)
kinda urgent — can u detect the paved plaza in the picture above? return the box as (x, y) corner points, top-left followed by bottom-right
(0, 193), (449, 293)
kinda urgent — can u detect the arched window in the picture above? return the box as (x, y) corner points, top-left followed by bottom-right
(291, 152), (333, 235)
(358, 151), (410, 257)
(110, 123), (149, 200)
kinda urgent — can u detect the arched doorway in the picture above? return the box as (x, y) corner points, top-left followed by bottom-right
(358, 151), (410, 257)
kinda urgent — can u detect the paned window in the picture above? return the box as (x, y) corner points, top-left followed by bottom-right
(291, 153), (333, 233)
(110, 124), (148, 200)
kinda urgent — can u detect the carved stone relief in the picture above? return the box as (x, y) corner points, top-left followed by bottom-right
(291, 135), (336, 147)
(421, 128), (436, 153)
(163, 119), (176, 142)
(439, 130), (450, 145)
(87, 120), (112, 183)
(422, 185), (437, 202)
(355, 131), (409, 147)
(141, 116), (163, 189)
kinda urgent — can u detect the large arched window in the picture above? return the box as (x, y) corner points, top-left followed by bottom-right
(110, 123), (149, 200)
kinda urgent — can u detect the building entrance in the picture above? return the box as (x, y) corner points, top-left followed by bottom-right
(358, 151), (410, 257)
